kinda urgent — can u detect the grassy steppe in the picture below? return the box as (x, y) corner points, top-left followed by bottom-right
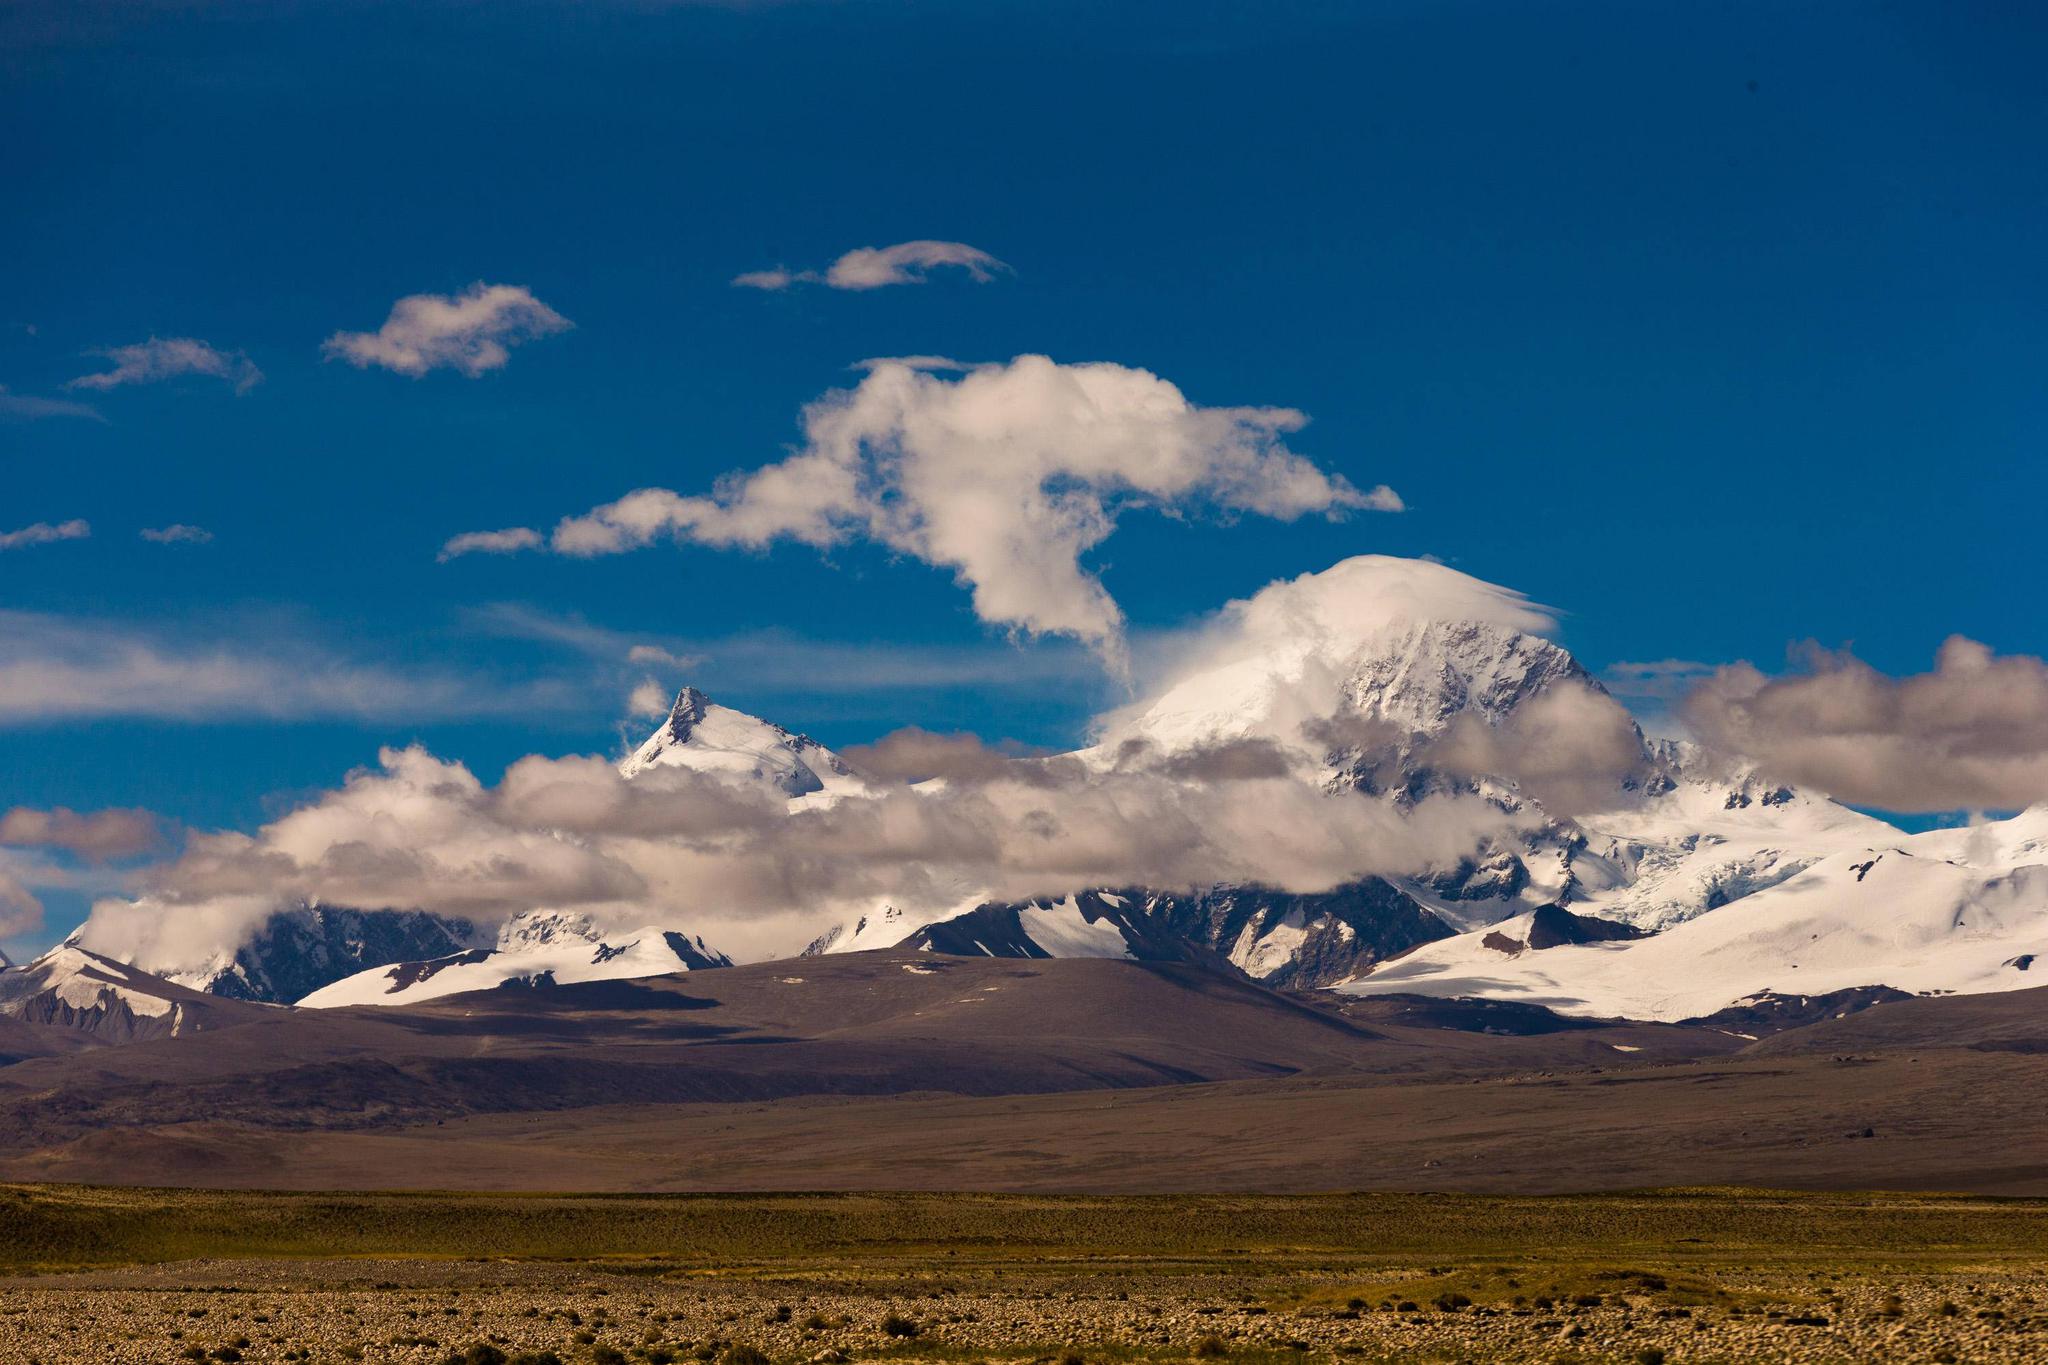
(4, 1184), (2046, 1277)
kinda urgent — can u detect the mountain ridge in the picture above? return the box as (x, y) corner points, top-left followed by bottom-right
(55, 557), (2048, 1023)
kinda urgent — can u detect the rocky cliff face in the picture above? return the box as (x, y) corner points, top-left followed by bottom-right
(165, 905), (479, 1003)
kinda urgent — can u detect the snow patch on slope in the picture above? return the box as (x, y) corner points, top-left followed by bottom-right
(24, 947), (175, 1017)
(298, 909), (730, 1007)
(1017, 896), (1135, 959)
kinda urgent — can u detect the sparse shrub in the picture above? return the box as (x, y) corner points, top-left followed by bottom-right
(1938, 1301), (1960, 1316)
(574, 1332), (597, 1345)
(880, 1315), (919, 1339)
(593, 1346), (628, 1365)
(1058, 1353), (1083, 1365)
(509, 1355), (562, 1365)
(446, 1345), (507, 1365)
(647, 1349), (676, 1364)
(799, 1315), (828, 1332)
(768, 1307), (791, 1325)
(1194, 1337), (1228, 1358)
(212, 1348), (243, 1363)
(1635, 1351), (1666, 1365)
(1432, 1293), (1471, 1313)
(721, 1346), (770, 1365)
(181, 1348), (207, 1362)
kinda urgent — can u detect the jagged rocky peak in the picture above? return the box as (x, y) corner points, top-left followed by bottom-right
(496, 908), (605, 951)
(664, 684), (713, 739)
(155, 903), (479, 1003)
(620, 684), (866, 800)
(1336, 618), (1594, 735)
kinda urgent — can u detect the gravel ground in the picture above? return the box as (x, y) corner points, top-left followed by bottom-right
(2, 1259), (2044, 1365)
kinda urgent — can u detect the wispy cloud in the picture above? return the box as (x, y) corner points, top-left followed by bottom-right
(0, 519), (90, 550)
(0, 385), (103, 422)
(67, 336), (262, 395)
(467, 602), (1099, 696)
(323, 283), (572, 377)
(1600, 658), (1718, 703)
(734, 240), (1010, 291)
(0, 869), (41, 939)
(0, 609), (584, 726)
(439, 526), (542, 561)
(140, 524), (214, 545)
(0, 806), (167, 861)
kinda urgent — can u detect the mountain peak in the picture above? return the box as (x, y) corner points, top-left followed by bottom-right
(0, 943), (270, 1043)
(1101, 612), (1591, 761)
(1337, 617), (1591, 735)
(621, 687), (868, 802)
(663, 685), (713, 741)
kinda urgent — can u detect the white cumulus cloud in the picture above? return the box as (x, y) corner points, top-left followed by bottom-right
(81, 733), (1511, 969)
(536, 356), (1401, 672)
(1682, 637), (2048, 813)
(626, 678), (672, 719)
(733, 240), (1009, 291)
(67, 337), (262, 394)
(323, 283), (571, 378)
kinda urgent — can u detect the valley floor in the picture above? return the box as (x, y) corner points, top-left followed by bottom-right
(2, 1188), (2046, 1365)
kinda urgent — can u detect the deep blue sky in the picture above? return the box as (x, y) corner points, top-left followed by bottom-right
(2, 0), (2043, 952)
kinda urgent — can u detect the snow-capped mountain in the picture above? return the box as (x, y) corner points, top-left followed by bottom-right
(66, 556), (2048, 1026)
(799, 567), (1632, 982)
(0, 945), (270, 1043)
(622, 684), (868, 804)
(153, 904), (481, 1003)
(120, 687), (800, 1008)
(793, 558), (2048, 1014)
(299, 909), (730, 1008)
(1342, 806), (2048, 1021)
(1105, 616), (1591, 764)
(804, 881), (1458, 989)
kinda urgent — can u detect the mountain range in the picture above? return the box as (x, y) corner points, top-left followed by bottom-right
(5, 568), (2048, 1195)
(10, 556), (2047, 1031)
